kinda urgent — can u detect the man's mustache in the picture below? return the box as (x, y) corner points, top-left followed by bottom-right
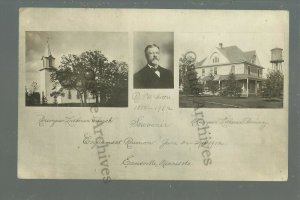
(151, 57), (159, 61)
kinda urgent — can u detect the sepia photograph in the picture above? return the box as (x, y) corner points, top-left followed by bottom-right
(133, 32), (174, 89)
(179, 33), (286, 108)
(25, 31), (129, 107)
(0, 0), (296, 198)
(19, 9), (288, 182)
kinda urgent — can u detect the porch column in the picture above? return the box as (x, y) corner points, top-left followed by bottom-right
(218, 80), (221, 89)
(246, 78), (249, 97)
(255, 80), (257, 96)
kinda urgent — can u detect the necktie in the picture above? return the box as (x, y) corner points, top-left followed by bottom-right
(151, 67), (160, 77)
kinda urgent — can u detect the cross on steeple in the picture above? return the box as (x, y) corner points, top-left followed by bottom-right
(47, 37), (52, 56)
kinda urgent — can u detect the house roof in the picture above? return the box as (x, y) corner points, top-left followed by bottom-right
(243, 50), (256, 63)
(196, 57), (206, 66)
(234, 74), (264, 80)
(217, 46), (246, 63)
(217, 46), (257, 63)
(196, 46), (261, 67)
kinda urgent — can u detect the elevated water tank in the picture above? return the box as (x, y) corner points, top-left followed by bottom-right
(270, 48), (284, 63)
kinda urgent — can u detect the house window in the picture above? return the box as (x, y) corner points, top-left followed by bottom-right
(68, 90), (72, 99)
(258, 69), (262, 77)
(210, 68), (213, 75)
(214, 67), (217, 75)
(76, 91), (80, 99)
(231, 65), (235, 74)
(213, 57), (219, 63)
(252, 55), (256, 64)
(202, 69), (205, 76)
(248, 66), (251, 75)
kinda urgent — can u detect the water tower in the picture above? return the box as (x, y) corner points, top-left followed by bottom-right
(270, 48), (284, 71)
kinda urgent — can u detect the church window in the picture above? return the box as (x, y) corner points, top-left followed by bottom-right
(68, 90), (72, 99)
(231, 65), (235, 74)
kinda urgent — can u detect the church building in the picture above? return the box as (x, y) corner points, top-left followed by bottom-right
(39, 42), (97, 104)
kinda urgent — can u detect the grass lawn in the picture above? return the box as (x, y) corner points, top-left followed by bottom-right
(27, 102), (128, 107)
(179, 95), (283, 108)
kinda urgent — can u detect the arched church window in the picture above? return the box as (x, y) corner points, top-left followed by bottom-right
(68, 90), (72, 99)
(231, 65), (235, 74)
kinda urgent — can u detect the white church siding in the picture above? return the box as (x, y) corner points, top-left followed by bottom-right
(60, 90), (97, 104)
(40, 56), (55, 103)
(60, 90), (82, 104)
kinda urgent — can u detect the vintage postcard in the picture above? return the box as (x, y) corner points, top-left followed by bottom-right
(18, 8), (288, 181)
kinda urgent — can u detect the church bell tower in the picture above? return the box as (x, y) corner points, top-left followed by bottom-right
(39, 39), (55, 103)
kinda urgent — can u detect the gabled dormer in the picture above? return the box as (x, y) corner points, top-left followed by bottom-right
(201, 44), (231, 66)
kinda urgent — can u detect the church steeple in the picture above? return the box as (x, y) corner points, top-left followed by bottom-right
(39, 38), (56, 104)
(41, 38), (55, 69)
(47, 37), (52, 57)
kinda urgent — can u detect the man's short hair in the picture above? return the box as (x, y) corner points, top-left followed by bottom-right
(144, 44), (160, 54)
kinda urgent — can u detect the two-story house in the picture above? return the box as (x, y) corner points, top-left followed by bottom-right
(195, 43), (264, 97)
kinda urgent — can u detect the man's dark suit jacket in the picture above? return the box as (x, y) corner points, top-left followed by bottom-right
(134, 65), (174, 89)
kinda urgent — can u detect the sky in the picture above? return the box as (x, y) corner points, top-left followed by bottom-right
(26, 30), (287, 88)
(177, 32), (287, 77)
(25, 31), (129, 88)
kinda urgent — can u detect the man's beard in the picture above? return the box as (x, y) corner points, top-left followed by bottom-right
(150, 58), (159, 65)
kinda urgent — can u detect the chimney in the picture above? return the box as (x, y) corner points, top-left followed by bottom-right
(219, 43), (223, 48)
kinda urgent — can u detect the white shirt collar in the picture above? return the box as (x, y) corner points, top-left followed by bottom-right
(148, 64), (160, 77)
(148, 64), (158, 70)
